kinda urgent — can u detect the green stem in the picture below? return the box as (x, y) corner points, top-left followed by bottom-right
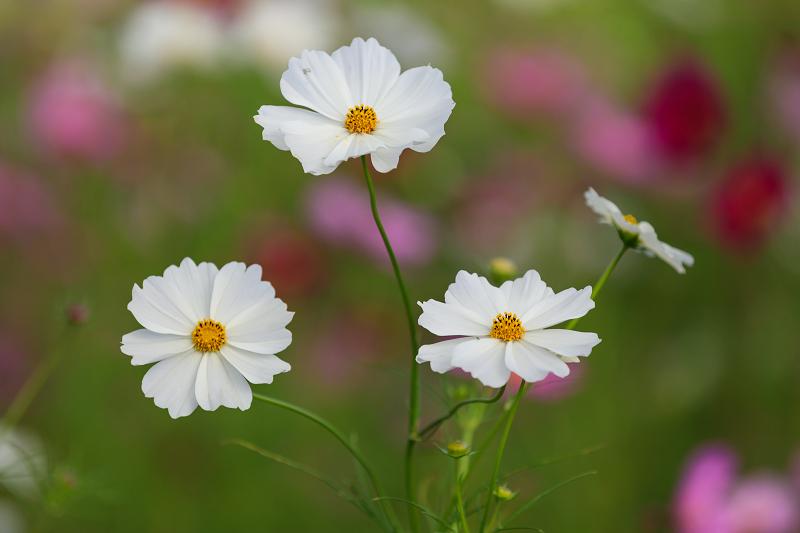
(0, 329), (68, 446)
(566, 243), (628, 330)
(253, 394), (400, 531)
(478, 380), (526, 533)
(455, 458), (470, 533)
(418, 385), (506, 441)
(361, 155), (422, 533)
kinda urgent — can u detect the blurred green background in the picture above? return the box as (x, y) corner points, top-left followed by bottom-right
(1, 0), (799, 531)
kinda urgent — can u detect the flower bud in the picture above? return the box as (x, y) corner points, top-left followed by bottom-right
(494, 485), (518, 501)
(489, 257), (518, 284)
(446, 440), (469, 458)
(66, 303), (90, 325)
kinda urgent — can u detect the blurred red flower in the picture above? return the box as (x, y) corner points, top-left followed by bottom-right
(646, 61), (726, 163)
(708, 158), (791, 251)
(249, 228), (328, 299)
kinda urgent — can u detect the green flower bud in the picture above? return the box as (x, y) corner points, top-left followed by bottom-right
(494, 485), (517, 501)
(446, 440), (469, 458)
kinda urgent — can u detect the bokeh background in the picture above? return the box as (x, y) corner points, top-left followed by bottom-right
(1, 0), (800, 531)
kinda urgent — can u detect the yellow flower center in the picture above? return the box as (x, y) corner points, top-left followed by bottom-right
(345, 104), (378, 133)
(192, 318), (227, 352)
(623, 214), (638, 225)
(490, 312), (525, 342)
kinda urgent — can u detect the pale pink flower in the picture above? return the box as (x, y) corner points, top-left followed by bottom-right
(507, 363), (584, 401)
(482, 48), (587, 117)
(572, 95), (658, 183)
(26, 59), (126, 162)
(305, 177), (438, 267)
(0, 163), (59, 240)
(674, 444), (738, 533)
(724, 476), (799, 533)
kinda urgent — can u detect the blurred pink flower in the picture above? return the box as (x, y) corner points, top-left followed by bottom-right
(725, 476), (799, 533)
(674, 444), (738, 533)
(483, 48), (587, 117)
(305, 177), (438, 267)
(249, 227), (327, 298)
(0, 163), (59, 240)
(26, 59), (126, 162)
(770, 49), (800, 145)
(645, 60), (726, 163)
(506, 363), (584, 401)
(673, 444), (800, 533)
(708, 157), (791, 252)
(572, 96), (658, 183)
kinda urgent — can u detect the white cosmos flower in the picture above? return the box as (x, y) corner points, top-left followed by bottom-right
(121, 258), (292, 418)
(118, 1), (226, 85)
(585, 187), (695, 274)
(254, 37), (455, 175)
(416, 270), (601, 388)
(0, 425), (46, 500)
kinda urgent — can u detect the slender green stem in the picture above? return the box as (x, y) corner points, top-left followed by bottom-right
(253, 394), (400, 531)
(0, 329), (68, 446)
(419, 385), (506, 441)
(566, 244), (628, 330)
(361, 155), (422, 533)
(455, 458), (470, 533)
(478, 380), (526, 533)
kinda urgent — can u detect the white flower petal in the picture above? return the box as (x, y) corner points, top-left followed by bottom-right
(522, 286), (594, 331)
(142, 349), (203, 419)
(444, 271), (506, 323)
(451, 337), (509, 388)
(418, 300), (491, 337)
(415, 337), (473, 374)
(227, 327), (292, 355)
(584, 187), (622, 226)
(638, 222), (694, 274)
(322, 131), (386, 168)
(121, 329), (194, 366)
(505, 340), (570, 383)
(280, 49), (352, 121)
(220, 344), (291, 384)
(254, 105), (339, 151)
(375, 65), (454, 153)
(523, 329), (600, 358)
(162, 258), (219, 322)
(128, 282), (193, 335)
(195, 352), (253, 412)
(281, 119), (352, 175)
(331, 37), (400, 107)
(210, 262), (270, 325)
(225, 290), (290, 330)
(370, 146), (404, 173)
(500, 270), (552, 318)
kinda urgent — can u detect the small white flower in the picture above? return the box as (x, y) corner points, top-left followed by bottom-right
(254, 37), (455, 175)
(121, 258), (292, 418)
(118, 1), (226, 85)
(229, 0), (341, 71)
(584, 187), (695, 274)
(416, 270), (601, 388)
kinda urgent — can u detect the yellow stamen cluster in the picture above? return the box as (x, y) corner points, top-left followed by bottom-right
(192, 318), (227, 352)
(623, 214), (638, 225)
(345, 104), (377, 133)
(490, 312), (525, 342)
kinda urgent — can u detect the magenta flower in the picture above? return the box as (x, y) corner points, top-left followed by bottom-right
(708, 157), (791, 252)
(645, 60), (726, 163)
(572, 95), (658, 183)
(674, 444), (738, 533)
(673, 444), (800, 533)
(305, 177), (438, 267)
(482, 48), (587, 117)
(725, 476), (799, 533)
(26, 59), (126, 162)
